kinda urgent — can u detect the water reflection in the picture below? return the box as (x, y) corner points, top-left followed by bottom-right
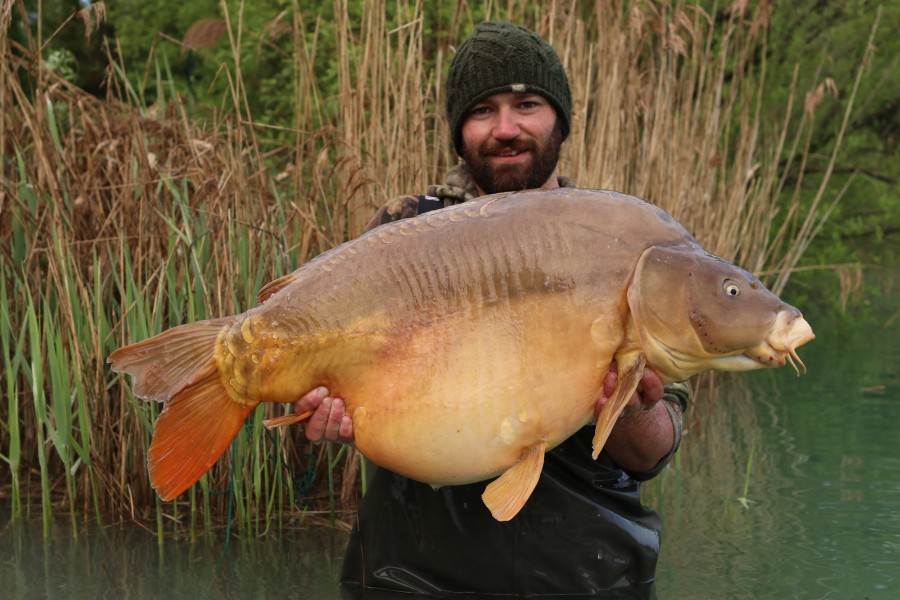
(0, 520), (349, 599)
(0, 516), (662, 600)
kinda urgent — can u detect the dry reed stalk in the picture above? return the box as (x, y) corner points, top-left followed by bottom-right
(544, 1), (771, 263)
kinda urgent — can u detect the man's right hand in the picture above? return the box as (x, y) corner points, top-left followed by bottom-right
(364, 195), (421, 231)
(294, 387), (354, 444)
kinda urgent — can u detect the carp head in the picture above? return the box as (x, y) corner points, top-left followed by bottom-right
(626, 245), (815, 382)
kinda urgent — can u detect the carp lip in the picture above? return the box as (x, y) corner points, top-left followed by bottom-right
(757, 312), (816, 376)
(744, 343), (797, 373)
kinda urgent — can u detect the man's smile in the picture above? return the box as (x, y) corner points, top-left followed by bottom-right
(490, 148), (530, 163)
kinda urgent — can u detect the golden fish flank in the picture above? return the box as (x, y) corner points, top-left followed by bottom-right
(217, 316), (262, 402)
(108, 188), (814, 521)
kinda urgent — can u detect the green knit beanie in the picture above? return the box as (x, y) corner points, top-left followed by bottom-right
(446, 21), (572, 156)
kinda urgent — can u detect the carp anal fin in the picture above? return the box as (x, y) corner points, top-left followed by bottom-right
(591, 351), (646, 459)
(257, 272), (297, 304)
(263, 410), (314, 429)
(149, 375), (258, 500)
(482, 442), (547, 521)
(108, 320), (228, 402)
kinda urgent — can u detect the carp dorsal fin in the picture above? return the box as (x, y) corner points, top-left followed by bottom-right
(592, 350), (646, 459)
(482, 442), (547, 521)
(257, 273), (297, 304)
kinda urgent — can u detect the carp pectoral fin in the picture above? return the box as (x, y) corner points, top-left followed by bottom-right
(592, 352), (646, 459)
(149, 376), (257, 501)
(263, 410), (314, 430)
(482, 442), (547, 522)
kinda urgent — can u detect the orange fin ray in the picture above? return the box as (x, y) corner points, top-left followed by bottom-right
(482, 442), (547, 521)
(108, 319), (231, 402)
(263, 410), (314, 430)
(592, 351), (646, 459)
(149, 375), (257, 500)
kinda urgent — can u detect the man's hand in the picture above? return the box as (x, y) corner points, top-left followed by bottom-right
(294, 387), (354, 444)
(364, 195), (421, 231)
(595, 363), (665, 421)
(597, 363), (675, 474)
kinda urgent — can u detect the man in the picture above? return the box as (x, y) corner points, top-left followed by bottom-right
(296, 21), (690, 596)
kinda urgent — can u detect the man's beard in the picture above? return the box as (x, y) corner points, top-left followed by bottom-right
(462, 122), (563, 196)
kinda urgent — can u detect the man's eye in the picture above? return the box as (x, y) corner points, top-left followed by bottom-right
(469, 106), (491, 116)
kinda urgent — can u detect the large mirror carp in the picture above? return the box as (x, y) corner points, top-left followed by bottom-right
(109, 188), (814, 521)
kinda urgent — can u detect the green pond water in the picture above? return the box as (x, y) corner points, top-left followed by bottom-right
(2, 302), (898, 599)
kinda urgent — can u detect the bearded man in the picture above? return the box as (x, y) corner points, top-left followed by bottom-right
(297, 21), (690, 597)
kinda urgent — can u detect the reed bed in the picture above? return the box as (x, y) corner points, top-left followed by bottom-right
(0, 0), (854, 536)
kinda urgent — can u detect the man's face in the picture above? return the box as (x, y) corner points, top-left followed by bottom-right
(460, 92), (563, 196)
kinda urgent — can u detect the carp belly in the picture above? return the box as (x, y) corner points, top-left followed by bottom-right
(343, 294), (606, 486)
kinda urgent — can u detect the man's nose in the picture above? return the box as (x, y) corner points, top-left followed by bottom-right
(492, 107), (521, 140)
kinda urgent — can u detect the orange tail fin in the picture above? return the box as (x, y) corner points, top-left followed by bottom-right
(109, 318), (256, 500)
(149, 375), (256, 500)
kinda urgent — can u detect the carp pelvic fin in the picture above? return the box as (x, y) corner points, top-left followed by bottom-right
(149, 375), (257, 500)
(482, 442), (547, 521)
(592, 351), (646, 459)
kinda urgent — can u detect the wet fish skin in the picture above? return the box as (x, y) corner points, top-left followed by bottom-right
(108, 188), (814, 520)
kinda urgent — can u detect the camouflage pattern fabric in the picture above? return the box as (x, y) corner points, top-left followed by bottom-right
(365, 163), (576, 231)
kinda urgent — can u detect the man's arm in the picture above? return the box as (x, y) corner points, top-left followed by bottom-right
(364, 195), (421, 230)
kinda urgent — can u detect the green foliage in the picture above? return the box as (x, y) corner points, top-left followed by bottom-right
(762, 1), (899, 269)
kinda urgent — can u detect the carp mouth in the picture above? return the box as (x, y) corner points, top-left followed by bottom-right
(744, 341), (804, 373)
(745, 310), (815, 375)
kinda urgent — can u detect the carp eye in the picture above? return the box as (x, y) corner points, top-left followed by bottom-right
(723, 280), (741, 297)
